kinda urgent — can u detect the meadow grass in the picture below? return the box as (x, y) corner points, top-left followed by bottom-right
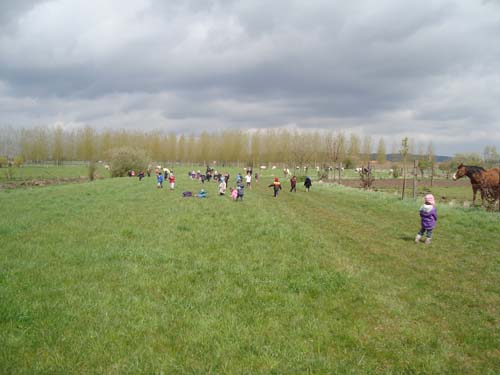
(0, 170), (499, 374)
(0, 163), (110, 182)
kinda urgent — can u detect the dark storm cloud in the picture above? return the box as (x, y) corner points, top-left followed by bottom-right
(0, 0), (499, 155)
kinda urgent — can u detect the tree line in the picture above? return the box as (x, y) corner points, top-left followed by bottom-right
(0, 125), (497, 169)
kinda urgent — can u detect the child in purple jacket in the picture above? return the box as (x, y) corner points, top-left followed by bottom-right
(415, 194), (437, 245)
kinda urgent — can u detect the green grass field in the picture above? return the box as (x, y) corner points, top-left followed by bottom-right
(0, 163), (110, 183)
(1, 169), (499, 374)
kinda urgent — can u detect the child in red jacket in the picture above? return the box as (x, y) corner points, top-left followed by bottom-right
(269, 177), (282, 197)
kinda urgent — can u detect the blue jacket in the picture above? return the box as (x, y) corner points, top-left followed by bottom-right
(237, 185), (244, 196)
(157, 174), (164, 183)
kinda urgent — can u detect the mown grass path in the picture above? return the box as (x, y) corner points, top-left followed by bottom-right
(1, 173), (499, 374)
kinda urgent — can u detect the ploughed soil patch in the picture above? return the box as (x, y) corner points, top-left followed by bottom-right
(321, 178), (473, 204)
(335, 178), (470, 189)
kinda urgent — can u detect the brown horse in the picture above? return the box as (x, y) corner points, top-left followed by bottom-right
(452, 164), (500, 205)
(479, 168), (500, 204)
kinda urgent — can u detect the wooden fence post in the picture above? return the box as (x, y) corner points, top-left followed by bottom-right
(431, 161), (434, 187)
(413, 159), (417, 200)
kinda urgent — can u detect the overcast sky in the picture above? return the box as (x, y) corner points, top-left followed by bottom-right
(1, 0), (499, 156)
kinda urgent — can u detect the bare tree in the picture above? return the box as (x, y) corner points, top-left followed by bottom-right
(0, 126), (21, 158)
(177, 134), (186, 163)
(250, 130), (261, 167)
(376, 137), (386, 165)
(77, 126), (96, 162)
(52, 126), (64, 164)
(21, 127), (49, 162)
(400, 137), (410, 200)
(362, 135), (372, 164)
(290, 130), (311, 171)
(348, 133), (361, 165)
(325, 131), (346, 180)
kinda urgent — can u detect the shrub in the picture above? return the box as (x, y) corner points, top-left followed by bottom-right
(391, 165), (400, 178)
(0, 156), (7, 168)
(359, 168), (375, 189)
(109, 147), (150, 177)
(13, 155), (24, 167)
(343, 158), (354, 169)
(88, 161), (96, 181)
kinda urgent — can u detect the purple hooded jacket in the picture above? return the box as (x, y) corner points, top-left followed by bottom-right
(420, 204), (437, 229)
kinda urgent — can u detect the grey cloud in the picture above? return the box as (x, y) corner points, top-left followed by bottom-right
(0, 0), (53, 32)
(1, 0), (500, 155)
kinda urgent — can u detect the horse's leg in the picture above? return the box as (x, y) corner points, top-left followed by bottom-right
(472, 186), (477, 206)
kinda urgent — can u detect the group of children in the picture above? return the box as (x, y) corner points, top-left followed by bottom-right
(230, 185), (244, 201)
(151, 168), (439, 245)
(215, 172), (253, 202)
(269, 176), (312, 197)
(216, 176), (245, 201)
(156, 171), (175, 190)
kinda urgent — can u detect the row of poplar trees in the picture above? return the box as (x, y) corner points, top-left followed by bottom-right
(1, 125), (431, 167)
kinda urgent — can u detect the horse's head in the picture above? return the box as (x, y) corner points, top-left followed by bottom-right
(452, 163), (466, 180)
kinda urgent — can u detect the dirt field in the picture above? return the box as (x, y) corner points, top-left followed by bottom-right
(322, 177), (484, 206)
(337, 178), (470, 189)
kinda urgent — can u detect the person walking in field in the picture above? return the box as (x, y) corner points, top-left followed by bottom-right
(245, 173), (252, 189)
(290, 175), (297, 192)
(169, 173), (175, 190)
(219, 178), (227, 196)
(304, 176), (312, 192)
(157, 172), (163, 188)
(269, 177), (282, 197)
(236, 183), (244, 201)
(415, 194), (438, 245)
(230, 187), (238, 200)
